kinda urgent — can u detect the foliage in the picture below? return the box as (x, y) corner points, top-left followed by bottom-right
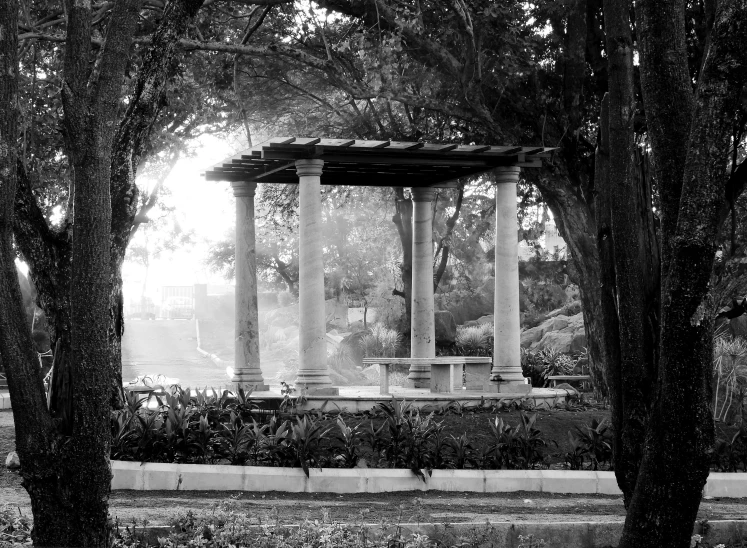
(520, 347), (577, 388)
(455, 323), (493, 356)
(712, 335), (747, 423)
(712, 428), (747, 472)
(484, 413), (549, 470)
(361, 324), (403, 358)
(572, 419), (613, 471)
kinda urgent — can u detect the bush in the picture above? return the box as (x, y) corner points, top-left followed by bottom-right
(360, 323), (403, 358)
(455, 323), (493, 356)
(520, 347), (577, 388)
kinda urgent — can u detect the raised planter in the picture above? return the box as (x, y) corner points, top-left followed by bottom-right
(110, 461), (747, 496)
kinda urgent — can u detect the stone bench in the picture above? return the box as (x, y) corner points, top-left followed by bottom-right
(547, 375), (592, 388)
(362, 357), (493, 394)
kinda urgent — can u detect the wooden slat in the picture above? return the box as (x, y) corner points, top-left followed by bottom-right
(388, 141), (424, 150)
(315, 138), (356, 147)
(350, 140), (390, 148)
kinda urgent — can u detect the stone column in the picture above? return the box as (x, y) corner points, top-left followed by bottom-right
(407, 187), (436, 388)
(490, 167), (530, 393)
(295, 159), (336, 393)
(232, 181), (267, 391)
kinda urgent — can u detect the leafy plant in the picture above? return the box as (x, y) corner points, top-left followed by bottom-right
(447, 433), (480, 469)
(574, 418), (613, 470)
(334, 415), (365, 468)
(564, 430), (586, 470)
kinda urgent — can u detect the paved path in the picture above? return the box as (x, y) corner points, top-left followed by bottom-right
(122, 319), (230, 388)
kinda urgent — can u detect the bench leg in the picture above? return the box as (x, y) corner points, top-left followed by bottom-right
(430, 364), (454, 394)
(379, 364), (390, 395)
(464, 363), (491, 391)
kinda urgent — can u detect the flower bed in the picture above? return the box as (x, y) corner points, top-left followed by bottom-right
(112, 386), (745, 475)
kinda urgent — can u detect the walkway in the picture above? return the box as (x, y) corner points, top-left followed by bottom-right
(122, 319), (229, 388)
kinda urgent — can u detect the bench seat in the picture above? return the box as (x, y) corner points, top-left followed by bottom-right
(362, 357), (493, 394)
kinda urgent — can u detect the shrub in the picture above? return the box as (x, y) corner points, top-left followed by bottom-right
(455, 323), (493, 356)
(520, 347), (577, 388)
(361, 323), (403, 358)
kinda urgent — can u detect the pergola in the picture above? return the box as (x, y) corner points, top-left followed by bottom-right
(204, 137), (554, 394)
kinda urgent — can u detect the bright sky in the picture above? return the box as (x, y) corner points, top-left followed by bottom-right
(122, 133), (248, 306)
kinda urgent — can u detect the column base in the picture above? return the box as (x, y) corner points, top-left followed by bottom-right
(485, 381), (532, 394)
(302, 386), (340, 396)
(233, 381), (269, 392)
(405, 378), (430, 389)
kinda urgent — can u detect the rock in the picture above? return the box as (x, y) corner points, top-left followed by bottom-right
(521, 325), (544, 348)
(5, 451), (20, 470)
(531, 330), (574, 353)
(434, 310), (457, 345)
(570, 330), (587, 353)
(476, 315), (494, 325)
(546, 316), (569, 332)
(463, 320), (480, 328)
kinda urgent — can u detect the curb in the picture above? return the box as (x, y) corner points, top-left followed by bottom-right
(110, 461), (747, 497)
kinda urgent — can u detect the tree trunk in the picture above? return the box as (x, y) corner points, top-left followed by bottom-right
(531, 171), (609, 397)
(392, 187), (413, 330)
(0, 4), (66, 545)
(619, 1), (747, 546)
(601, 0), (661, 506)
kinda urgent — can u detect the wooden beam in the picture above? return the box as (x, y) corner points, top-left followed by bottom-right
(253, 161), (298, 180)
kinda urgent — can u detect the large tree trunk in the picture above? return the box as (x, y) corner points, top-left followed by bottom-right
(0, 5), (66, 546)
(601, 0), (661, 506)
(619, 1), (747, 546)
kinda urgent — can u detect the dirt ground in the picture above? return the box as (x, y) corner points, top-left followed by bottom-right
(3, 408), (747, 529)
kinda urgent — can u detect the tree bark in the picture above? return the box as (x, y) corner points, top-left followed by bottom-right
(0, 5), (66, 547)
(392, 186), (413, 330)
(619, 1), (747, 546)
(601, 0), (661, 506)
(529, 170), (609, 397)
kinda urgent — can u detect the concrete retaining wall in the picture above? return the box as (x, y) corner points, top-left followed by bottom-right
(110, 462), (746, 497)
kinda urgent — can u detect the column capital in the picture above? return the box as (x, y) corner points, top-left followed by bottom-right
(295, 159), (324, 177)
(493, 165), (521, 185)
(411, 187), (436, 202)
(232, 181), (257, 197)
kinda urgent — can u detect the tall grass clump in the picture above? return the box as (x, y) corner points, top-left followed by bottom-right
(361, 323), (403, 358)
(713, 334), (747, 423)
(456, 322), (493, 356)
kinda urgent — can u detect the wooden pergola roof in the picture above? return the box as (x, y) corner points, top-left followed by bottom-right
(203, 137), (555, 188)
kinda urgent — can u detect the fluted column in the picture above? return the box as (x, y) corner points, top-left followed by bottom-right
(295, 159), (335, 393)
(490, 167), (530, 393)
(407, 187), (436, 388)
(232, 181), (267, 390)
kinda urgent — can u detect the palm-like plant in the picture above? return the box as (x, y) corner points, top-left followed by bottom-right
(713, 335), (747, 422)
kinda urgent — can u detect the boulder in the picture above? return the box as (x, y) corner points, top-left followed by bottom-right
(5, 451), (20, 470)
(570, 330), (587, 353)
(463, 320), (480, 328)
(434, 310), (457, 345)
(521, 325), (544, 348)
(531, 330), (574, 353)
(476, 315), (494, 325)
